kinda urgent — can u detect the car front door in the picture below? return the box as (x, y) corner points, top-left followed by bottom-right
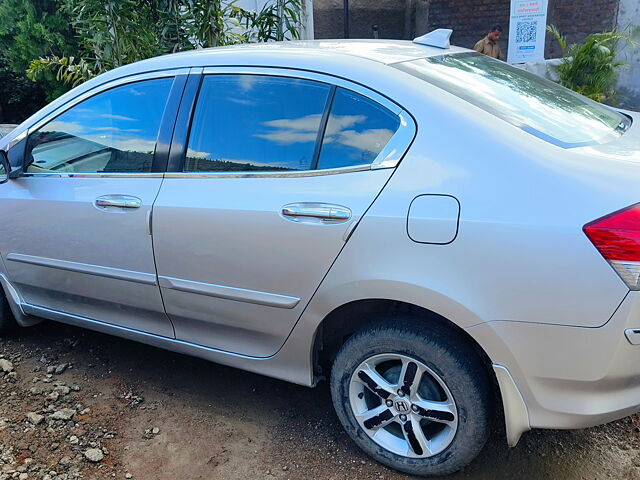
(152, 69), (415, 356)
(0, 72), (185, 337)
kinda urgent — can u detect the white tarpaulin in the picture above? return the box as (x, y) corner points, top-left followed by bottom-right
(507, 0), (549, 64)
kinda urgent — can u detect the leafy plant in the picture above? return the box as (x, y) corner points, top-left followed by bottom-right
(27, 55), (94, 87)
(242, 0), (303, 43)
(547, 25), (637, 104)
(0, 0), (75, 122)
(26, 0), (305, 89)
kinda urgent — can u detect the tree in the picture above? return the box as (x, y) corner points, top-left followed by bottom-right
(0, 0), (75, 122)
(27, 0), (304, 89)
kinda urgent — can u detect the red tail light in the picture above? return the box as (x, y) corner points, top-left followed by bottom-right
(584, 203), (640, 290)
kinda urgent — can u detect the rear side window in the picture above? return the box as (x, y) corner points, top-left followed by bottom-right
(184, 74), (403, 173)
(317, 88), (401, 169)
(26, 78), (173, 173)
(185, 75), (331, 172)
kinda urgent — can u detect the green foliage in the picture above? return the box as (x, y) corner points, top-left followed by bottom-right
(26, 0), (305, 89)
(64, 0), (159, 71)
(27, 55), (94, 87)
(243, 0), (303, 42)
(547, 25), (637, 104)
(0, 0), (75, 121)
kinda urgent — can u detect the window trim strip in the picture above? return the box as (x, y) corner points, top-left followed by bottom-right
(311, 85), (336, 170)
(19, 164), (373, 179)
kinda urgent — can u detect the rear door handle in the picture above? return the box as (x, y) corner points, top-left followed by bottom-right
(95, 195), (142, 210)
(281, 203), (351, 224)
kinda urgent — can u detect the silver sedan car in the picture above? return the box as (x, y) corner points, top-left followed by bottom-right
(0, 33), (638, 476)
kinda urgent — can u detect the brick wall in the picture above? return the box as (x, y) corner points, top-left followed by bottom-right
(424, 0), (620, 58)
(545, 0), (619, 57)
(425, 0), (510, 52)
(313, 0), (621, 59)
(313, 0), (415, 40)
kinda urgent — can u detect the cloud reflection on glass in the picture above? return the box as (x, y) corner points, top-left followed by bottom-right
(28, 78), (173, 173)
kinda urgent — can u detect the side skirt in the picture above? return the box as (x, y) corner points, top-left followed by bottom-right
(20, 302), (315, 387)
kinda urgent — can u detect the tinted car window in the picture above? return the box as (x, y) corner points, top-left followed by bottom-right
(185, 75), (331, 172)
(26, 78), (173, 173)
(317, 88), (400, 170)
(394, 52), (631, 147)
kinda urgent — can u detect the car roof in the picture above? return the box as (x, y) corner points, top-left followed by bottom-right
(159, 39), (470, 65)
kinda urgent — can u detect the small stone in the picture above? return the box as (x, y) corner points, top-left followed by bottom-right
(50, 408), (76, 421)
(0, 360), (14, 373)
(26, 412), (44, 425)
(54, 385), (70, 395)
(125, 474), (133, 479)
(151, 427), (159, 435)
(18, 473), (27, 480)
(54, 364), (67, 375)
(69, 436), (79, 445)
(83, 449), (104, 463)
(47, 391), (60, 402)
(46, 366), (55, 374)
(79, 408), (91, 415)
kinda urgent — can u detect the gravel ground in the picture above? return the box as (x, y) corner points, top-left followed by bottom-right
(1, 321), (640, 480)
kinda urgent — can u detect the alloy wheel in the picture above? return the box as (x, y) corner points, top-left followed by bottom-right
(348, 353), (458, 458)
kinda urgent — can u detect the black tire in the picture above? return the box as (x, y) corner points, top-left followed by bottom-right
(330, 316), (492, 477)
(0, 286), (17, 336)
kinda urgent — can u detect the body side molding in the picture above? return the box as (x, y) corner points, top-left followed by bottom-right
(6, 253), (157, 286)
(158, 276), (300, 309)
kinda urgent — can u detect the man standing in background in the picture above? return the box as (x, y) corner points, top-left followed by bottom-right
(474, 25), (504, 59)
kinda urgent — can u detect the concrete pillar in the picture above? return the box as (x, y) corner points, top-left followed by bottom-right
(616, 0), (640, 108)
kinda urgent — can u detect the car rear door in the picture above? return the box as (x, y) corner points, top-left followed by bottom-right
(0, 71), (187, 337)
(152, 68), (415, 357)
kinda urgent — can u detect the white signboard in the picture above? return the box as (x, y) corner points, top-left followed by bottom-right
(507, 0), (549, 63)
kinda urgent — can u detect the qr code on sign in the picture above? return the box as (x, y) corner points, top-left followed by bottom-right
(515, 21), (537, 43)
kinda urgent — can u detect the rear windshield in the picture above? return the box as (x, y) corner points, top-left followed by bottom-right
(394, 52), (631, 148)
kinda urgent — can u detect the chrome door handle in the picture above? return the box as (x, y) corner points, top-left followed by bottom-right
(95, 195), (142, 210)
(281, 203), (351, 224)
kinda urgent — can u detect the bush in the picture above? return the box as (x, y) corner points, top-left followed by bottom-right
(0, 0), (76, 122)
(547, 25), (637, 104)
(27, 0), (304, 88)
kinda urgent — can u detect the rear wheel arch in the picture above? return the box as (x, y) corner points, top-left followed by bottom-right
(312, 298), (503, 420)
(315, 300), (490, 370)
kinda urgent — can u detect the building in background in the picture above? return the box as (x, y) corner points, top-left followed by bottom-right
(312, 0), (639, 107)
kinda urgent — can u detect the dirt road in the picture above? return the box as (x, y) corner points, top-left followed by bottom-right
(1, 321), (639, 480)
